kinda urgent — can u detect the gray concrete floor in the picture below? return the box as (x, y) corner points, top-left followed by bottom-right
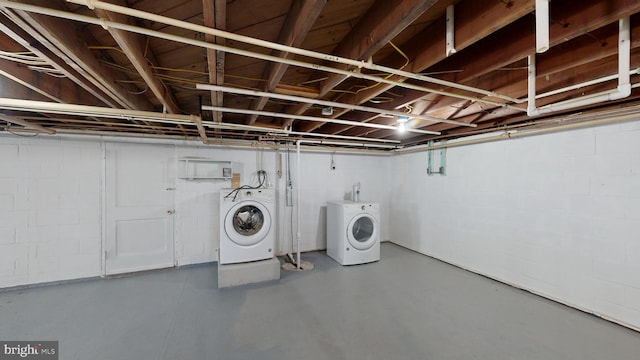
(1, 243), (639, 360)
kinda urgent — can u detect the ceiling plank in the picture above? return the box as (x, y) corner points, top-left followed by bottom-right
(355, 48), (640, 141)
(405, 18), (640, 118)
(93, 2), (181, 114)
(5, 0), (153, 110)
(245, 0), (326, 126)
(0, 114), (55, 134)
(285, 0), (440, 129)
(0, 57), (106, 106)
(318, 0), (439, 96)
(0, 14), (117, 107)
(299, 0), (536, 133)
(324, 0), (640, 137)
(203, 0), (225, 125)
(427, 0), (640, 85)
(193, 116), (208, 141)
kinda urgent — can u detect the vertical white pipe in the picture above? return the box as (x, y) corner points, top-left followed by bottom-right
(527, 54), (537, 116)
(617, 17), (631, 96)
(446, 5), (456, 56)
(529, 17), (632, 115)
(296, 140), (302, 270)
(535, 0), (550, 53)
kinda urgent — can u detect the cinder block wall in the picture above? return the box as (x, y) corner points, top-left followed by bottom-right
(0, 135), (391, 288)
(390, 120), (640, 330)
(0, 137), (102, 288)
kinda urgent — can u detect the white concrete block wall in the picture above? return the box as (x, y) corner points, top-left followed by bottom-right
(390, 121), (640, 330)
(174, 146), (268, 266)
(1, 134), (392, 288)
(288, 151), (391, 252)
(174, 146), (392, 264)
(0, 136), (102, 288)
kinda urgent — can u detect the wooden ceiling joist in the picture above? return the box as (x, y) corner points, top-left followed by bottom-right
(0, 14), (117, 107)
(3, 0), (153, 111)
(245, 0), (326, 126)
(203, 0), (225, 126)
(285, 0), (440, 130)
(92, 2), (181, 114)
(309, 0), (536, 135)
(0, 0), (638, 149)
(0, 113), (55, 134)
(323, 0), (640, 142)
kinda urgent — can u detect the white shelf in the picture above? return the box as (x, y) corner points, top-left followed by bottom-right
(178, 158), (232, 180)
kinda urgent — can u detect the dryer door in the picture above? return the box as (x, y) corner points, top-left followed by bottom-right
(346, 213), (378, 250)
(224, 200), (272, 246)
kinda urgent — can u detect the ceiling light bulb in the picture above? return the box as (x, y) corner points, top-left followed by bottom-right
(398, 122), (406, 132)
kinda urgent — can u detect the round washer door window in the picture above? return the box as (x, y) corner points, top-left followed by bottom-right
(225, 201), (271, 246)
(346, 214), (377, 250)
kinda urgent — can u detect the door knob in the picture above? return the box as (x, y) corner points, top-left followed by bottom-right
(166, 209), (175, 215)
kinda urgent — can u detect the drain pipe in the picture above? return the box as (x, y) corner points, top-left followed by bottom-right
(528, 17), (631, 116)
(535, 0), (550, 53)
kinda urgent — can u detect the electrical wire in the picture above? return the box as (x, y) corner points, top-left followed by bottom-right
(326, 40), (411, 100)
(223, 169), (267, 201)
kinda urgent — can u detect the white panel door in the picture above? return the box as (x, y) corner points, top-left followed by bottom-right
(105, 142), (175, 275)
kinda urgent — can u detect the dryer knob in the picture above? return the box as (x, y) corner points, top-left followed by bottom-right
(361, 205), (365, 210)
(246, 191), (252, 197)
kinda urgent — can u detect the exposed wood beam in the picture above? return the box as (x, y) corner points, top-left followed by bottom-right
(0, 56), (107, 106)
(402, 0), (640, 121)
(0, 113), (55, 134)
(245, 0), (326, 126)
(308, 0), (535, 134)
(203, 0), (225, 125)
(0, 59), (62, 103)
(93, 2), (180, 114)
(404, 18), (640, 119)
(427, 0), (640, 84)
(192, 116), (208, 143)
(352, 48), (640, 141)
(0, 14), (117, 107)
(285, 0), (440, 129)
(4, 0), (153, 110)
(324, 0), (640, 137)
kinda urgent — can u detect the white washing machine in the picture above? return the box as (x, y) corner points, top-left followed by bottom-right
(219, 188), (275, 264)
(326, 201), (380, 265)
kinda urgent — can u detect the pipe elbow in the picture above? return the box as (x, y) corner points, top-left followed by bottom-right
(611, 84), (631, 100)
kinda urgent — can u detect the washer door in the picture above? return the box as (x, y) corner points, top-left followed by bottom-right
(224, 200), (271, 246)
(346, 213), (378, 250)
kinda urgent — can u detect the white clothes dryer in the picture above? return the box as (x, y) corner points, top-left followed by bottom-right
(219, 188), (275, 264)
(326, 201), (380, 265)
